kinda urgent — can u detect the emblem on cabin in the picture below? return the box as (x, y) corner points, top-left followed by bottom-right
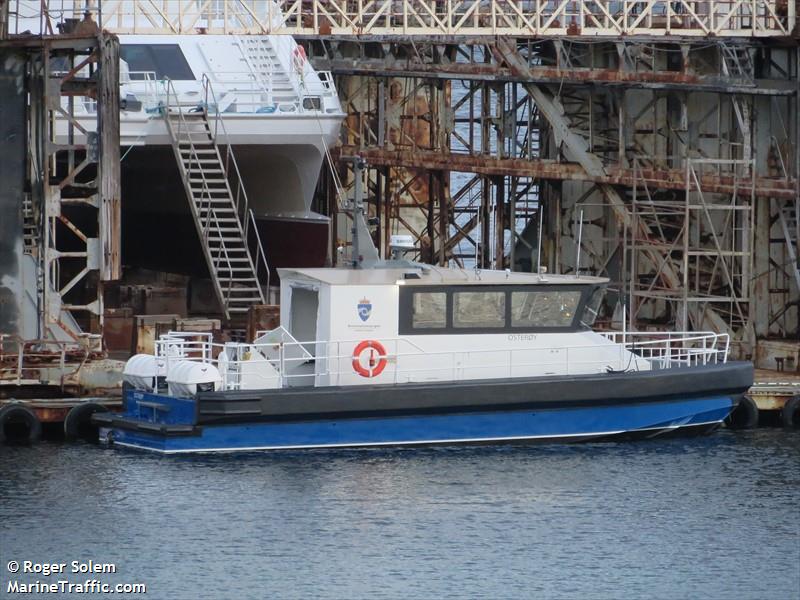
(357, 298), (372, 322)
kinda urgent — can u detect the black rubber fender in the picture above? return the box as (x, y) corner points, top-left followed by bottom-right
(64, 402), (107, 442)
(725, 395), (759, 430)
(0, 403), (42, 444)
(781, 396), (800, 429)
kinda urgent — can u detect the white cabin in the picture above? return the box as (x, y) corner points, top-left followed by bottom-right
(273, 266), (646, 388)
(131, 266), (730, 397)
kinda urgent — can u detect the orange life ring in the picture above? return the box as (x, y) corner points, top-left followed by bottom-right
(352, 340), (388, 378)
(292, 45), (307, 72)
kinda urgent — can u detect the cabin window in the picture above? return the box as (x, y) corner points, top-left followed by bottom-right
(511, 290), (582, 327)
(453, 291), (505, 329)
(120, 45), (195, 80)
(399, 284), (598, 334)
(411, 292), (447, 329)
(580, 287), (605, 328)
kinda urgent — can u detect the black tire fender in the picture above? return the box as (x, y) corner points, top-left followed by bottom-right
(0, 403), (42, 444)
(64, 402), (107, 442)
(781, 396), (800, 429)
(725, 395), (759, 430)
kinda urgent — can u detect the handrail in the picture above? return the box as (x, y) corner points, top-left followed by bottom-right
(201, 76), (247, 235)
(248, 208), (270, 292)
(201, 74), (269, 304)
(234, 36), (275, 107)
(0, 334), (87, 387)
(153, 329), (730, 391)
(162, 77), (237, 307)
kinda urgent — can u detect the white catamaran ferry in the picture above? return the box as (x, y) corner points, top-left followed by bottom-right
(93, 217), (753, 453)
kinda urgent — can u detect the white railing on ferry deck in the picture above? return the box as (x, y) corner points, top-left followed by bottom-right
(121, 71), (160, 112)
(154, 330), (730, 392)
(117, 73), (333, 116)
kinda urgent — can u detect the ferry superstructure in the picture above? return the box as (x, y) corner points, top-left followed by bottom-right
(81, 33), (343, 278)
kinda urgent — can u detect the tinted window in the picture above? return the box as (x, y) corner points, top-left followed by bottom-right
(453, 291), (505, 328)
(411, 292), (446, 329)
(120, 44), (194, 80)
(511, 290), (581, 327)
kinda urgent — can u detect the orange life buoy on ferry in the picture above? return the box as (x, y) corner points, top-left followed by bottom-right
(292, 45), (307, 73)
(352, 340), (387, 378)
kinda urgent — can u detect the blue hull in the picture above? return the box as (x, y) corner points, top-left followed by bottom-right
(101, 395), (734, 454)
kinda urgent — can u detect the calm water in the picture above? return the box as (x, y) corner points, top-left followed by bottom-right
(1, 430), (798, 599)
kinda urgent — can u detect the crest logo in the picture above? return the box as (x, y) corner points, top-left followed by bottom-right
(357, 298), (372, 322)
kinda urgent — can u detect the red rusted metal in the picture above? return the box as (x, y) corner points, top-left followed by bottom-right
(339, 146), (797, 199)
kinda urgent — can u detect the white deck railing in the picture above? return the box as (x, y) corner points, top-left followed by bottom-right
(153, 329), (729, 392)
(17, 0), (794, 37)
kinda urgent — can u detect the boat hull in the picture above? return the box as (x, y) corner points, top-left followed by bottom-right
(102, 396), (733, 454)
(95, 362), (752, 454)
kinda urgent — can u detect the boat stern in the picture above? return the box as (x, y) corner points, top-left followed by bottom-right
(93, 388), (200, 452)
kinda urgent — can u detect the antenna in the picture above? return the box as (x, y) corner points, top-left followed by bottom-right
(575, 208), (584, 277)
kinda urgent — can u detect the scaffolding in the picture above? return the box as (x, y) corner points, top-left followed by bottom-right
(0, 33), (121, 348)
(6, 1), (799, 361)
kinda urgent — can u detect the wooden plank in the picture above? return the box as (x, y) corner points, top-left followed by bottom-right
(97, 33), (121, 281)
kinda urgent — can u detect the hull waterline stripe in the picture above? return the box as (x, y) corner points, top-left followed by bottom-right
(110, 420), (723, 455)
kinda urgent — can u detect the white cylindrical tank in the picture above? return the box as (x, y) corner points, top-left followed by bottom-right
(166, 361), (222, 398)
(122, 354), (167, 391)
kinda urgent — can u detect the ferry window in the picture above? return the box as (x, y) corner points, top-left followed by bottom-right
(411, 292), (446, 329)
(580, 287), (605, 328)
(120, 45), (194, 80)
(453, 291), (505, 329)
(511, 290), (581, 328)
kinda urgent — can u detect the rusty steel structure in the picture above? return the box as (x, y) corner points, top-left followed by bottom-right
(4, 0), (799, 367)
(0, 28), (123, 396)
(303, 33), (799, 359)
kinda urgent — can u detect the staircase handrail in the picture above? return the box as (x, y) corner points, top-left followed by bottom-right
(202, 76), (249, 235)
(202, 74), (268, 303)
(161, 77), (238, 310)
(248, 208), (271, 293)
(234, 36), (275, 107)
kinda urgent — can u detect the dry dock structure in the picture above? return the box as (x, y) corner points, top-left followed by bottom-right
(0, 0), (798, 438)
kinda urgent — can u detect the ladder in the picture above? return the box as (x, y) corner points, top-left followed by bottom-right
(778, 199), (800, 293)
(22, 193), (38, 255)
(720, 43), (755, 83)
(234, 36), (302, 106)
(161, 79), (265, 321)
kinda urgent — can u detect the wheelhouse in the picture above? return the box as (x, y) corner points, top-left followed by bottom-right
(278, 267), (609, 344)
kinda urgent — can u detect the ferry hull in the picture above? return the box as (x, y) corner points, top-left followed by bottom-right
(95, 362), (751, 454)
(101, 395), (734, 454)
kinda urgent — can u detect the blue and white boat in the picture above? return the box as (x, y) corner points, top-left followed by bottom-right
(94, 228), (752, 453)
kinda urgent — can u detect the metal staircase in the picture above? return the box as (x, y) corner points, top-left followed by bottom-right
(234, 36), (302, 107)
(720, 43), (755, 84)
(161, 78), (267, 321)
(778, 199), (800, 293)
